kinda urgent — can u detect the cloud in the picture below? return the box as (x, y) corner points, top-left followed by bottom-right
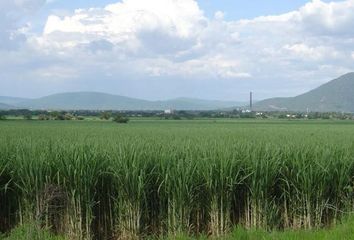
(243, 0), (354, 37)
(1, 0), (354, 100)
(283, 43), (341, 61)
(299, 0), (354, 36)
(0, 0), (46, 49)
(42, 0), (206, 55)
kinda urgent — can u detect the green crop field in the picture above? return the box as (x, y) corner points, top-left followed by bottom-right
(1, 119), (354, 239)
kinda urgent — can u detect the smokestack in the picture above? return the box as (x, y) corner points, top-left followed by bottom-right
(250, 91), (253, 112)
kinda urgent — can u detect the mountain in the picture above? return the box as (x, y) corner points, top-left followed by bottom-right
(154, 98), (246, 111)
(11, 92), (242, 110)
(0, 103), (15, 110)
(0, 96), (30, 105)
(16, 92), (154, 110)
(254, 72), (354, 112)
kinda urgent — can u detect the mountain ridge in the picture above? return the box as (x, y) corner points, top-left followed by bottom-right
(0, 96), (30, 105)
(2, 92), (245, 110)
(0, 103), (15, 110)
(3, 72), (353, 112)
(254, 72), (354, 112)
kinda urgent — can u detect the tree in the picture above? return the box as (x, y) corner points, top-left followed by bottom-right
(38, 114), (50, 120)
(0, 114), (6, 120)
(23, 114), (32, 120)
(56, 114), (65, 121)
(64, 113), (74, 120)
(50, 111), (60, 119)
(100, 111), (112, 120)
(113, 114), (129, 123)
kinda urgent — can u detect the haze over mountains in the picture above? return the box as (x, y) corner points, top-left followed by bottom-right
(0, 96), (28, 106)
(0, 92), (245, 111)
(0, 103), (13, 110)
(254, 72), (354, 112)
(1, 73), (354, 112)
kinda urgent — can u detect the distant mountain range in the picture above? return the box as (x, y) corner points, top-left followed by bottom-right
(0, 96), (29, 106)
(2, 73), (353, 112)
(254, 72), (354, 112)
(0, 103), (14, 110)
(0, 92), (245, 111)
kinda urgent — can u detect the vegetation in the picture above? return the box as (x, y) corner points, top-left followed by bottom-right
(0, 224), (65, 240)
(100, 111), (112, 120)
(23, 114), (32, 120)
(1, 109), (353, 121)
(1, 120), (354, 239)
(3, 218), (354, 240)
(38, 114), (50, 120)
(166, 216), (354, 240)
(112, 114), (129, 123)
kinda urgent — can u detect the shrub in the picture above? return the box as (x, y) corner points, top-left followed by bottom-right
(38, 114), (50, 121)
(100, 111), (112, 120)
(64, 113), (74, 120)
(2, 224), (66, 240)
(23, 114), (32, 120)
(113, 114), (129, 123)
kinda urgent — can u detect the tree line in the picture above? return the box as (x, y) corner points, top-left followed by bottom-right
(1, 109), (354, 121)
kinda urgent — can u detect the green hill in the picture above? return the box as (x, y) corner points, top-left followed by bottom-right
(254, 72), (354, 112)
(13, 92), (242, 110)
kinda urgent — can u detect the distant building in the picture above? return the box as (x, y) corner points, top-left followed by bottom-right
(164, 109), (174, 114)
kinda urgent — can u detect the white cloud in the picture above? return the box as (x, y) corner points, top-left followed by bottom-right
(34, 0), (253, 83)
(42, 0), (206, 55)
(299, 0), (354, 36)
(214, 11), (225, 20)
(243, 0), (354, 36)
(0, 0), (45, 49)
(283, 43), (341, 61)
(2, 0), (354, 100)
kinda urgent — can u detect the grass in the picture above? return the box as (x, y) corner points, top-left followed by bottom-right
(0, 223), (65, 240)
(166, 217), (354, 240)
(2, 217), (354, 240)
(1, 119), (354, 239)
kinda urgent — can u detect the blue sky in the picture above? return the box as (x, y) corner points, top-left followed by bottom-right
(42, 0), (336, 19)
(0, 0), (353, 100)
(199, 0), (332, 19)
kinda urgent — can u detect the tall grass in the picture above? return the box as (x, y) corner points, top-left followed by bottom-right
(1, 120), (354, 239)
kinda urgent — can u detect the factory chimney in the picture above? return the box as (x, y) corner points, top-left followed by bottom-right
(250, 91), (253, 112)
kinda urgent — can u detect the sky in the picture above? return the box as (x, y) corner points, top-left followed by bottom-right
(1, 0), (354, 101)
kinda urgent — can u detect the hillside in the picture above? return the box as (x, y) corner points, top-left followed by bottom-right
(154, 97), (245, 111)
(254, 72), (354, 112)
(0, 103), (15, 110)
(16, 92), (154, 110)
(0, 96), (30, 105)
(11, 92), (242, 110)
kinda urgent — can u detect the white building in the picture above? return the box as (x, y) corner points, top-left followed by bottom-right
(164, 109), (174, 114)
